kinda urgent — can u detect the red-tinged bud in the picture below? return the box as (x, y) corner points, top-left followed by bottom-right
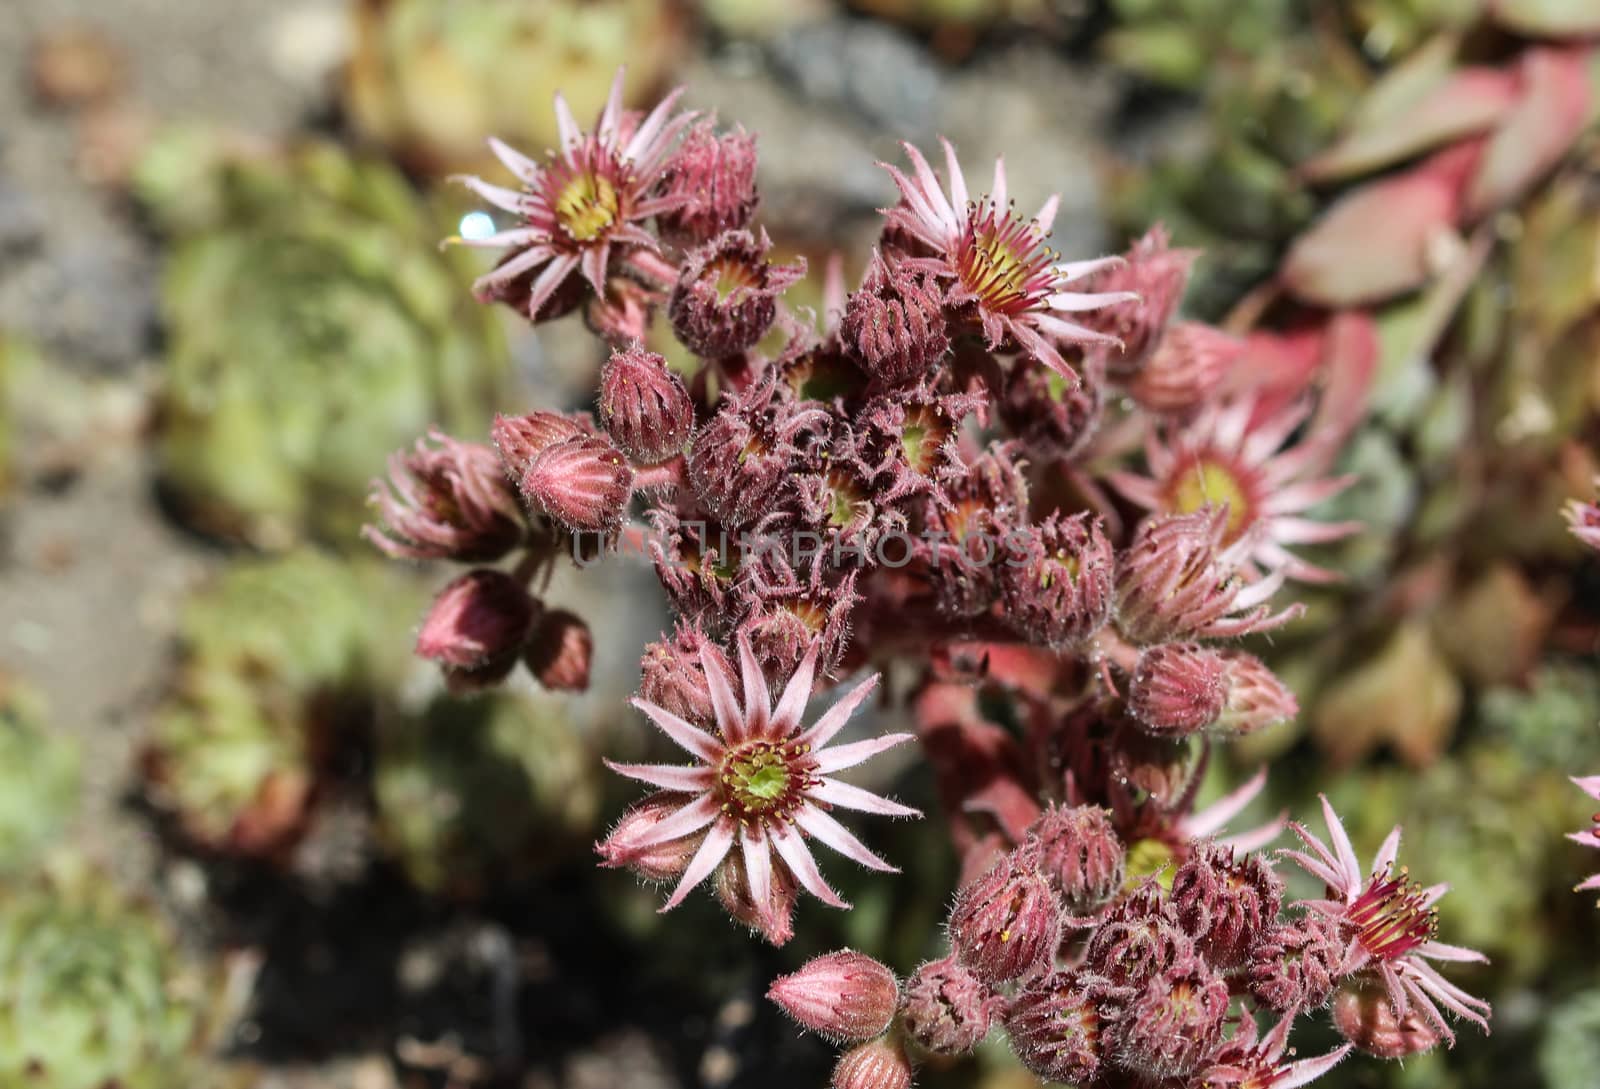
(492, 411), (590, 480)
(1169, 844), (1284, 970)
(669, 229), (805, 358)
(523, 609), (593, 692)
(687, 375), (826, 528)
(415, 570), (540, 692)
(1127, 322), (1243, 416)
(365, 430), (525, 562)
(520, 435), (634, 534)
(768, 951), (900, 1043)
(585, 275), (658, 347)
(600, 344), (694, 465)
(999, 354), (1104, 459)
(1115, 509), (1298, 644)
(595, 794), (705, 883)
(901, 955), (994, 1056)
(1084, 884), (1192, 989)
(656, 120), (760, 247)
(1082, 226), (1197, 374)
(639, 625), (738, 728)
(948, 854), (1062, 985)
(1248, 913), (1345, 1012)
(1023, 804), (1126, 913)
(832, 1036), (913, 1089)
(841, 252), (949, 388)
(1332, 978), (1444, 1059)
(1214, 651), (1298, 736)
(998, 513), (1115, 649)
(715, 850), (796, 946)
(1004, 970), (1107, 1087)
(1128, 643), (1230, 737)
(1114, 954), (1229, 1078)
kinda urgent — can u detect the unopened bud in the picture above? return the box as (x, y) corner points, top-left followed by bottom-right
(524, 609), (593, 692)
(492, 411), (588, 478)
(1170, 844), (1283, 970)
(768, 951), (900, 1043)
(948, 854), (1061, 985)
(1332, 978), (1444, 1059)
(901, 955), (994, 1055)
(1004, 970), (1107, 1087)
(600, 344), (694, 464)
(669, 229), (804, 358)
(595, 794), (704, 882)
(1214, 651), (1298, 735)
(1116, 955), (1229, 1078)
(832, 1036), (914, 1089)
(1248, 913), (1345, 1012)
(365, 430), (524, 562)
(1129, 643), (1230, 736)
(656, 121), (760, 247)
(841, 253), (949, 388)
(520, 435), (634, 534)
(415, 570), (539, 691)
(1023, 804), (1125, 912)
(998, 513), (1115, 648)
(1128, 321), (1242, 415)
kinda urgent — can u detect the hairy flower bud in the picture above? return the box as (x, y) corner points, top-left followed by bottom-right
(901, 955), (994, 1055)
(1332, 978), (1445, 1059)
(366, 430), (524, 562)
(998, 513), (1114, 648)
(1214, 651), (1298, 735)
(596, 794), (703, 882)
(1115, 509), (1297, 644)
(1249, 913), (1345, 1012)
(687, 374), (824, 528)
(841, 253), (949, 387)
(638, 625), (738, 728)
(1169, 844), (1284, 970)
(1004, 970), (1107, 1087)
(492, 411), (589, 479)
(1023, 804), (1125, 913)
(600, 344), (694, 465)
(1114, 955), (1229, 1078)
(520, 435), (634, 535)
(1083, 226), (1197, 374)
(656, 120), (760, 247)
(716, 850), (797, 946)
(1128, 321), (1243, 415)
(415, 570), (540, 691)
(669, 229), (805, 358)
(1129, 643), (1230, 736)
(1000, 354), (1105, 459)
(832, 1036), (914, 1089)
(948, 854), (1062, 985)
(523, 609), (593, 692)
(1084, 884), (1192, 989)
(768, 951), (900, 1043)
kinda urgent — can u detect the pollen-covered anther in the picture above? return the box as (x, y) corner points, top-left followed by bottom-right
(716, 739), (820, 825)
(1348, 865), (1439, 962)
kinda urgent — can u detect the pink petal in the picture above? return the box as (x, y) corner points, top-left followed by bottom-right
(524, 253), (581, 319)
(553, 93), (583, 155)
(631, 697), (722, 762)
(456, 175), (528, 215)
(488, 136), (542, 185)
(1318, 793), (1363, 894)
(1186, 766), (1269, 839)
(810, 732), (915, 775)
(662, 818), (736, 911)
(1277, 1045), (1354, 1089)
(771, 824), (848, 908)
(737, 630), (771, 738)
(794, 806), (897, 873)
(772, 641), (821, 735)
(940, 137), (968, 210)
(798, 672), (881, 750)
(1572, 775), (1600, 801)
(699, 644), (746, 744)
(597, 67), (626, 147)
(1418, 940), (1488, 964)
(627, 792), (722, 853)
(741, 824), (773, 917)
(990, 156), (1007, 212)
(603, 760), (714, 793)
(580, 242), (610, 297)
(808, 777), (921, 818)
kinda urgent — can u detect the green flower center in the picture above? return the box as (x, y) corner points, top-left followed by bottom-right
(719, 740), (816, 823)
(554, 170), (619, 242)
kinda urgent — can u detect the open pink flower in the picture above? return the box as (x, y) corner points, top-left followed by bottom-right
(879, 139), (1135, 382)
(1198, 1009), (1353, 1089)
(1284, 796), (1491, 1046)
(1110, 394), (1360, 582)
(452, 68), (695, 317)
(602, 632), (920, 923)
(1570, 775), (1600, 903)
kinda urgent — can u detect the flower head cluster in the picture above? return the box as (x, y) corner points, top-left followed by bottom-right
(356, 66), (1505, 1089)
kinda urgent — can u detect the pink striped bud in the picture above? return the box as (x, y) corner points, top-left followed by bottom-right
(948, 854), (1061, 985)
(832, 1036), (914, 1089)
(841, 252), (949, 388)
(901, 955), (994, 1055)
(1115, 954), (1229, 1078)
(656, 121), (760, 247)
(520, 435), (634, 534)
(1214, 651), (1297, 735)
(1129, 643), (1230, 736)
(1023, 804), (1125, 912)
(415, 570), (539, 692)
(1332, 978), (1444, 1059)
(1004, 970), (1108, 1087)
(600, 344), (694, 465)
(523, 609), (592, 693)
(595, 794), (703, 883)
(492, 411), (588, 478)
(998, 513), (1115, 648)
(768, 950), (900, 1043)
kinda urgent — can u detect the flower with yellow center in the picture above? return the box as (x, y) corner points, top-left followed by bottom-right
(880, 138), (1136, 383)
(451, 68), (696, 319)
(601, 631), (920, 927)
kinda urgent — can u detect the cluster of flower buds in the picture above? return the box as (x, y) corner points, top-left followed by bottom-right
(365, 65), (1496, 1087)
